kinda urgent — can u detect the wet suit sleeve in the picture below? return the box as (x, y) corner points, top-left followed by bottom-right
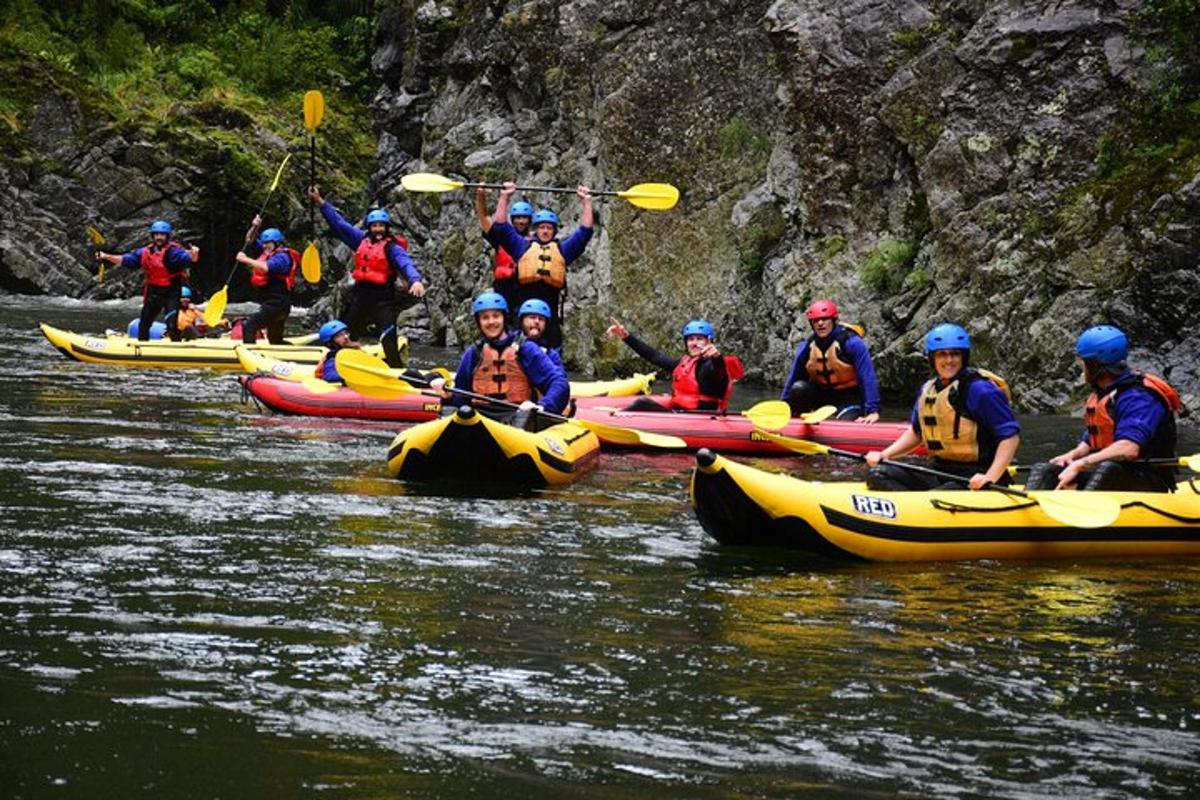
(385, 241), (423, 286)
(845, 336), (882, 413)
(622, 334), (679, 373)
(266, 251), (293, 276)
(696, 356), (729, 400)
(559, 225), (594, 264)
(1112, 388), (1167, 450)
(319, 202), (366, 250)
(164, 245), (195, 272)
(780, 340), (811, 399)
(484, 222), (529, 261)
(964, 380), (1021, 440)
(519, 341), (570, 413)
(120, 249), (143, 270)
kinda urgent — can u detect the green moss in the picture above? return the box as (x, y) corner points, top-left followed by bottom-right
(734, 205), (787, 280)
(543, 66), (564, 91)
(820, 233), (847, 261)
(718, 117), (769, 165)
(859, 239), (917, 292)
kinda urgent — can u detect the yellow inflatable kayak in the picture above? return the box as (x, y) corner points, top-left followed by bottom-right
(569, 372), (655, 397)
(386, 406), (600, 488)
(41, 323), (402, 370)
(690, 450), (1200, 561)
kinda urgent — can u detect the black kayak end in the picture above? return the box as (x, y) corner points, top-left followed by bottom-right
(696, 448), (716, 468)
(455, 405), (476, 420)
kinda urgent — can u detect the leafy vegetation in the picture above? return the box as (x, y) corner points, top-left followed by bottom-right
(858, 239), (917, 292)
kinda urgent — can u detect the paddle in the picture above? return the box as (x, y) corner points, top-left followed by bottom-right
(336, 350), (687, 449)
(85, 225), (107, 282)
(205, 153), (293, 327)
(1008, 454), (1200, 475)
(591, 399), (834, 430)
(400, 172), (680, 211)
(302, 90), (325, 283)
(753, 430), (1122, 529)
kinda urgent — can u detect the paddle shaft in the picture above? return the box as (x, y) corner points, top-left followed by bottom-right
(411, 374), (574, 424)
(1011, 457), (1186, 471)
(821, 445), (1033, 500)
(463, 181), (624, 198)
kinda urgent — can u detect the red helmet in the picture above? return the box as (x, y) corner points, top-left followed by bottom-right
(806, 299), (839, 320)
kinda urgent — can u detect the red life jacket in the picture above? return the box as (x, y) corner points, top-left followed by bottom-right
(494, 247), (515, 281)
(250, 247), (299, 290)
(668, 354), (744, 411)
(1085, 373), (1181, 451)
(352, 234), (410, 287)
(140, 241), (186, 287)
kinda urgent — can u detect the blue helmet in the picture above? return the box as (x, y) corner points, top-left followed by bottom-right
(532, 209), (559, 228)
(319, 320), (349, 344)
(510, 201), (534, 218)
(258, 227), (284, 244)
(682, 319), (715, 341)
(180, 286), (193, 299)
(1076, 325), (1127, 364)
(924, 323), (970, 355)
(472, 292), (508, 315)
(365, 209), (391, 226)
(518, 299), (552, 319)
(149, 220), (173, 235)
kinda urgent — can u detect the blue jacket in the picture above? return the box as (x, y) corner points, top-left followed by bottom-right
(780, 325), (881, 413)
(485, 222), (593, 265)
(447, 331), (570, 413)
(248, 243), (295, 279)
(120, 245), (194, 273)
(319, 202), (423, 286)
(318, 348), (343, 384)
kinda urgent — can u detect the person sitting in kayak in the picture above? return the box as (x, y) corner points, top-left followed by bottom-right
(428, 292), (569, 429)
(864, 323), (1020, 491)
(175, 286), (230, 340)
(781, 298), (881, 423)
(307, 186), (426, 367)
(605, 318), (744, 412)
(234, 218), (297, 345)
(477, 189), (533, 311)
(482, 182), (594, 350)
(96, 219), (198, 342)
(1024, 325), (1181, 492)
(314, 320), (360, 384)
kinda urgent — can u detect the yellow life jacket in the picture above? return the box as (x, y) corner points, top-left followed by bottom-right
(918, 368), (1012, 463)
(804, 326), (864, 390)
(516, 242), (566, 288)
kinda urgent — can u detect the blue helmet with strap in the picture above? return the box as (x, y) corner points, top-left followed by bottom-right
(365, 209), (391, 226)
(149, 220), (173, 235)
(532, 209), (559, 228)
(924, 323), (970, 355)
(1076, 325), (1127, 364)
(510, 201), (534, 218)
(472, 292), (509, 315)
(180, 286), (192, 299)
(517, 299), (552, 319)
(258, 228), (284, 245)
(682, 319), (715, 341)
(319, 320), (349, 344)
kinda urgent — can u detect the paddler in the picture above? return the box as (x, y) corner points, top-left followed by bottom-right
(517, 299), (564, 371)
(864, 323), (1020, 490)
(605, 318), (744, 412)
(476, 189), (533, 311)
(175, 286), (230, 340)
(781, 298), (881, 423)
(427, 292), (570, 428)
(1024, 325), (1181, 492)
(314, 320), (360, 384)
(95, 219), (198, 342)
(481, 182), (594, 349)
(306, 186), (426, 367)
(234, 217), (298, 345)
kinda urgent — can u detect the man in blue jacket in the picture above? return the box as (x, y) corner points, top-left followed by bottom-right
(781, 299), (881, 422)
(96, 219), (198, 342)
(307, 186), (426, 366)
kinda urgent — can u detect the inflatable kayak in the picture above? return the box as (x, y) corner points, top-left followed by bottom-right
(41, 323), (399, 370)
(690, 450), (1200, 561)
(386, 406), (600, 488)
(240, 374), (441, 422)
(573, 397), (915, 455)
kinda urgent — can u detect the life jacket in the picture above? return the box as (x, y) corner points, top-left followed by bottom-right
(918, 367), (1012, 463)
(804, 326), (865, 390)
(176, 305), (201, 331)
(668, 354), (745, 411)
(1085, 372), (1180, 455)
(494, 247), (515, 281)
(352, 234), (410, 287)
(471, 334), (533, 403)
(250, 247), (299, 290)
(516, 241), (566, 288)
(140, 241), (187, 287)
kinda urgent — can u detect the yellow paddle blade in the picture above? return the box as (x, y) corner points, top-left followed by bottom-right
(799, 405), (838, 423)
(96, 264), (106, 283)
(575, 418), (686, 449)
(1183, 454), (1200, 472)
(301, 242), (321, 283)
(267, 153), (292, 193)
(742, 400), (793, 430)
(304, 90), (325, 131)
(85, 225), (105, 245)
(617, 182), (679, 210)
(1027, 490), (1121, 529)
(337, 349), (423, 399)
(752, 429), (832, 456)
(300, 377), (341, 395)
(400, 172), (466, 193)
(204, 286), (229, 328)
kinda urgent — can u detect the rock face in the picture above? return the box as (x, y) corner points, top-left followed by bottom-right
(366, 0), (1200, 411)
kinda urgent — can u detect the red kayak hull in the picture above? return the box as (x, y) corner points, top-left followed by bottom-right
(573, 396), (917, 455)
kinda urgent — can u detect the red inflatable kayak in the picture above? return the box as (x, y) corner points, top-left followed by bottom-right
(573, 396), (917, 455)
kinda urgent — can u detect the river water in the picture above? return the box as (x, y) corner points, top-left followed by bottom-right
(3, 297), (1199, 798)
